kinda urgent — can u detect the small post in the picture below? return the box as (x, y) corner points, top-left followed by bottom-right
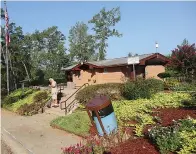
(133, 63), (136, 81)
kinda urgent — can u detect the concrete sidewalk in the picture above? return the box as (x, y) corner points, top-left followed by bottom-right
(1, 109), (82, 154)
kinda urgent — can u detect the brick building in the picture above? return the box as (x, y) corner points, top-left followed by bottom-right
(62, 53), (170, 88)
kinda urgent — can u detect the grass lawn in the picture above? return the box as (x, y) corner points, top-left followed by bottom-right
(50, 111), (91, 137)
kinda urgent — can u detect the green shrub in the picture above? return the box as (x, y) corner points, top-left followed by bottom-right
(121, 78), (164, 100)
(122, 79), (151, 100)
(157, 72), (171, 79)
(148, 125), (182, 154)
(144, 78), (164, 94)
(75, 83), (123, 105)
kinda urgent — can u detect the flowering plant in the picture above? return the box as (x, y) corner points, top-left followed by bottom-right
(61, 128), (133, 154)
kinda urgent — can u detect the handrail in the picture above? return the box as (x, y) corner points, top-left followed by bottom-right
(60, 83), (89, 110)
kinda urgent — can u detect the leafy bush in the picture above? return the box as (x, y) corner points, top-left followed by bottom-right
(144, 78), (164, 94)
(148, 118), (196, 154)
(122, 79), (151, 100)
(157, 72), (171, 79)
(75, 83), (123, 105)
(121, 78), (164, 100)
(149, 125), (181, 153)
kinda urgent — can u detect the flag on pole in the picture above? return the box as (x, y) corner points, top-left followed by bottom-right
(4, 1), (10, 46)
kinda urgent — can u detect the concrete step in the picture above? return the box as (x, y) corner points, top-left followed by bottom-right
(44, 106), (65, 116)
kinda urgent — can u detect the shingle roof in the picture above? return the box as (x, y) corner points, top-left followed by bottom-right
(61, 53), (154, 71)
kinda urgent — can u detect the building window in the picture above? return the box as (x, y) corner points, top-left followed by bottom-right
(104, 68), (108, 73)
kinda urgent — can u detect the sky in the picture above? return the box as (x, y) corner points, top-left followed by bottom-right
(1, 1), (196, 59)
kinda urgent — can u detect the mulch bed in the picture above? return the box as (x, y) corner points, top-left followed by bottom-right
(152, 107), (196, 126)
(109, 107), (196, 154)
(110, 138), (159, 154)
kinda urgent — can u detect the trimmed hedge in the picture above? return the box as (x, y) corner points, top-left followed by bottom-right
(75, 83), (123, 105)
(144, 78), (164, 93)
(157, 72), (171, 79)
(121, 78), (164, 100)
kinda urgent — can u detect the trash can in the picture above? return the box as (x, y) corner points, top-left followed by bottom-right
(86, 95), (118, 136)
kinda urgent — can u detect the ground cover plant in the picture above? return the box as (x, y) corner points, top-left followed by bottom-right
(148, 118), (196, 154)
(2, 88), (36, 107)
(113, 92), (191, 136)
(164, 77), (196, 91)
(2, 88), (50, 116)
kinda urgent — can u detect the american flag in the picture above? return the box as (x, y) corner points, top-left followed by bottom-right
(4, 1), (10, 46)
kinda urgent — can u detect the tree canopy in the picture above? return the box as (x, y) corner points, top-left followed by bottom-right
(68, 22), (96, 62)
(89, 7), (122, 60)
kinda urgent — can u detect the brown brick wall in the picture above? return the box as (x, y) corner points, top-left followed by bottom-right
(145, 65), (165, 79)
(72, 67), (126, 87)
(71, 65), (166, 87)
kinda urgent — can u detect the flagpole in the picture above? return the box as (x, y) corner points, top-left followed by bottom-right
(6, 39), (9, 94)
(4, 1), (9, 94)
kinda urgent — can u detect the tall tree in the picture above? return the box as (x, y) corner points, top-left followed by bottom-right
(68, 22), (95, 62)
(1, 22), (30, 90)
(30, 26), (69, 80)
(89, 7), (122, 60)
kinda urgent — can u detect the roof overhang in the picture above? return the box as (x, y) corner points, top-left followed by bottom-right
(140, 53), (170, 65)
(71, 62), (103, 71)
